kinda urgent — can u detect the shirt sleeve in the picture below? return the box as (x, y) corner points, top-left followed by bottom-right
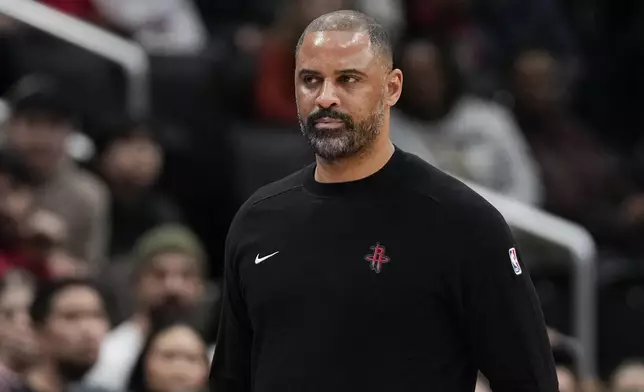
(209, 223), (253, 392)
(459, 204), (558, 392)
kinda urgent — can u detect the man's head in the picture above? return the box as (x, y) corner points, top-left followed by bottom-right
(5, 75), (75, 178)
(511, 48), (561, 116)
(133, 225), (206, 321)
(294, 10), (402, 161)
(398, 36), (462, 121)
(0, 270), (38, 372)
(30, 278), (109, 382)
(99, 119), (163, 191)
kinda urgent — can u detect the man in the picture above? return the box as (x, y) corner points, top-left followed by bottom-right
(211, 10), (557, 392)
(11, 278), (110, 392)
(0, 270), (37, 391)
(4, 75), (109, 272)
(85, 224), (207, 392)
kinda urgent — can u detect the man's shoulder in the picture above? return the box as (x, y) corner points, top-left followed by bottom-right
(232, 166), (309, 221)
(398, 149), (503, 223)
(243, 166), (308, 208)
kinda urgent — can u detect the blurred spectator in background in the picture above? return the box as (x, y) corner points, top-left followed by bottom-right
(90, 0), (208, 56)
(96, 120), (182, 260)
(3, 75), (109, 273)
(0, 270), (37, 391)
(401, 0), (492, 94)
(86, 224), (207, 392)
(12, 278), (110, 392)
(510, 47), (644, 259)
(610, 360), (644, 392)
(0, 149), (37, 277)
(127, 320), (209, 392)
(391, 35), (542, 205)
(254, 0), (351, 124)
(20, 209), (84, 280)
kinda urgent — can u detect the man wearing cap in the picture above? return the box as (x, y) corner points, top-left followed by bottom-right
(3, 74), (109, 273)
(84, 224), (208, 392)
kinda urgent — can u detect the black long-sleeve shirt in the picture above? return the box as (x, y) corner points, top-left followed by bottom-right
(210, 147), (558, 392)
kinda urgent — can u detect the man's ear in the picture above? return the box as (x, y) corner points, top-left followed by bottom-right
(384, 68), (403, 107)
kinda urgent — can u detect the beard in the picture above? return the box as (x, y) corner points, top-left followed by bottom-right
(149, 295), (200, 328)
(298, 103), (385, 161)
(56, 357), (95, 382)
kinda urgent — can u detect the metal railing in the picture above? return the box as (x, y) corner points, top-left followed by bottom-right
(467, 180), (597, 382)
(0, 0), (149, 118)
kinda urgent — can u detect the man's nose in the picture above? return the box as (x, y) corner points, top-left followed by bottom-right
(315, 80), (340, 109)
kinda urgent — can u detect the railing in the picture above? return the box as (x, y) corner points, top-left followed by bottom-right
(467, 180), (597, 382)
(0, 0), (150, 118)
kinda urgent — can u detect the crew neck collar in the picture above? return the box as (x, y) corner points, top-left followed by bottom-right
(303, 146), (404, 197)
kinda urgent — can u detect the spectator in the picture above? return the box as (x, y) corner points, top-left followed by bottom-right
(610, 360), (644, 392)
(96, 120), (182, 259)
(4, 75), (109, 273)
(510, 47), (644, 258)
(11, 278), (110, 392)
(390, 36), (542, 205)
(0, 149), (37, 278)
(127, 320), (209, 392)
(85, 224), (207, 392)
(0, 270), (37, 390)
(254, 0), (351, 124)
(19, 208), (82, 280)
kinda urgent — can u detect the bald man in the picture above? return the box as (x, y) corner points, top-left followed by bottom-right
(210, 10), (558, 392)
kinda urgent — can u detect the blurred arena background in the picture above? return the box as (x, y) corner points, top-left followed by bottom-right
(1, 0), (644, 391)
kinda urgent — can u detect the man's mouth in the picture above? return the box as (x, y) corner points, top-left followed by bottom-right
(314, 117), (344, 129)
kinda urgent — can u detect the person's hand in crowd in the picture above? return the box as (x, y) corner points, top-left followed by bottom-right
(47, 249), (88, 278)
(22, 209), (68, 246)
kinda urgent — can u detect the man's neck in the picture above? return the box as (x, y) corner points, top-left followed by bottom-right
(25, 362), (64, 392)
(314, 137), (395, 184)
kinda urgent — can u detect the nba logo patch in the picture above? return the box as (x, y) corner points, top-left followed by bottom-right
(509, 247), (522, 275)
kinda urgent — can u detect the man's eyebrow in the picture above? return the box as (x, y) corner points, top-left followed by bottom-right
(335, 69), (368, 77)
(298, 69), (322, 77)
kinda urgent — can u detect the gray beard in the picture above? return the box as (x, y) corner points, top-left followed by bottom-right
(298, 108), (385, 161)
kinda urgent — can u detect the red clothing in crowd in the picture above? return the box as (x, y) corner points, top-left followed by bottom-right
(0, 251), (49, 280)
(38, 0), (99, 22)
(254, 37), (298, 125)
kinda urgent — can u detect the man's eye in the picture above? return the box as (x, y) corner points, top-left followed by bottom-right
(303, 76), (319, 84)
(339, 75), (358, 84)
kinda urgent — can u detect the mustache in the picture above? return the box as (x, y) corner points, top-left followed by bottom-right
(307, 108), (353, 126)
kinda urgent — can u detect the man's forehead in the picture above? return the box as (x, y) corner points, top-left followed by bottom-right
(297, 30), (376, 69)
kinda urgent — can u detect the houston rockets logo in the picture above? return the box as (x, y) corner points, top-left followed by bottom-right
(364, 243), (390, 274)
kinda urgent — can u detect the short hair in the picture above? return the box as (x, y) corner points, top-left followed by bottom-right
(30, 278), (104, 327)
(6, 74), (76, 123)
(296, 10), (393, 69)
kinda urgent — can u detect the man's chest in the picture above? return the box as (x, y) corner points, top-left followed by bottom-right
(235, 199), (458, 325)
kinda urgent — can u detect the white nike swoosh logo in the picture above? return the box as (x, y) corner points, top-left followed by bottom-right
(255, 251), (279, 264)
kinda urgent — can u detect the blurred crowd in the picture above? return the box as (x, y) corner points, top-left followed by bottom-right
(0, 0), (644, 391)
